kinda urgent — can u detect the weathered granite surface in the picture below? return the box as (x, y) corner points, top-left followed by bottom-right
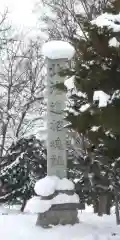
(36, 203), (79, 228)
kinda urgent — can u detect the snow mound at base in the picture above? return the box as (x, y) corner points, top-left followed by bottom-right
(24, 196), (52, 213)
(34, 176), (75, 197)
(34, 176), (58, 197)
(56, 178), (75, 191)
(53, 193), (79, 204)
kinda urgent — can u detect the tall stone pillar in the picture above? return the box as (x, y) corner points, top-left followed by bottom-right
(47, 58), (67, 178)
(36, 41), (79, 227)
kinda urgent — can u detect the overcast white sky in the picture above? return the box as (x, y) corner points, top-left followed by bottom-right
(0, 0), (38, 28)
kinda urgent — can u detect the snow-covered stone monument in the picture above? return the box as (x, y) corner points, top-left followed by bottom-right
(25, 41), (79, 227)
(43, 41), (71, 178)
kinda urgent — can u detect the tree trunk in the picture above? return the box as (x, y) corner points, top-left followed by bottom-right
(106, 197), (111, 215)
(114, 189), (120, 225)
(93, 198), (99, 213)
(98, 194), (107, 216)
(20, 199), (27, 212)
(0, 121), (9, 159)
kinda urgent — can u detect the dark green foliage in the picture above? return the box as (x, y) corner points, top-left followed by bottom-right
(0, 136), (47, 205)
(63, 0), (120, 212)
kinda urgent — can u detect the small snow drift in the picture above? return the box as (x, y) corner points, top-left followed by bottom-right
(42, 40), (75, 60)
(24, 196), (52, 214)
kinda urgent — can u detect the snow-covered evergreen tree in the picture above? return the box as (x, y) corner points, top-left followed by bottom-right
(63, 0), (120, 219)
(0, 136), (47, 211)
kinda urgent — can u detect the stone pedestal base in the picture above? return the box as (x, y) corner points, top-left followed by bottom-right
(36, 203), (79, 228)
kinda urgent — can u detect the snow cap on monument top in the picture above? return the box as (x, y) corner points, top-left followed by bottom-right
(42, 40), (75, 60)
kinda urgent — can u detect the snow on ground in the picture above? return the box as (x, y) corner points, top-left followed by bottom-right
(0, 205), (120, 240)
